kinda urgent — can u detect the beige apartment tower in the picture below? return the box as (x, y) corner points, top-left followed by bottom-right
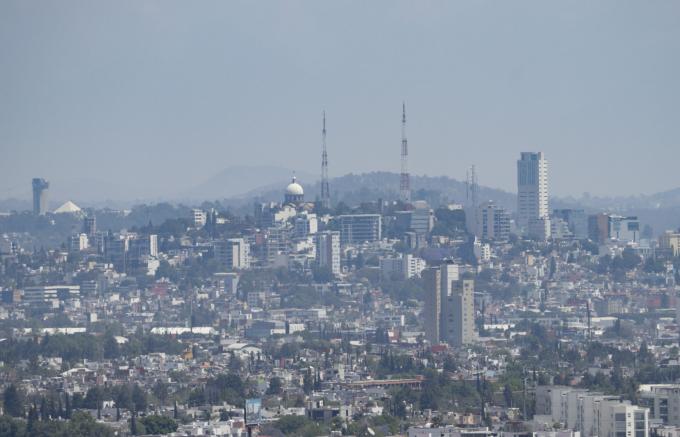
(423, 262), (476, 347)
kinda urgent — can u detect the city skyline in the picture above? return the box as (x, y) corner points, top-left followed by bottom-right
(2, 1), (680, 200)
(2, 3), (680, 437)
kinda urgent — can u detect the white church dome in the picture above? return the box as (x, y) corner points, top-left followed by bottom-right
(285, 177), (304, 196)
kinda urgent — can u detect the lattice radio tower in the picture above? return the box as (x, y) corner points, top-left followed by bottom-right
(466, 165), (479, 232)
(320, 111), (330, 209)
(400, 102), (411, 203)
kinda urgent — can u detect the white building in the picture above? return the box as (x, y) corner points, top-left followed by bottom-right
(536, 386), (649, 437)
(608, 215), (640, 243)
(517, 152), (550, 240)
(314, 231), (340, 276)
(659, 232), (680, 257)
(408, 427), (495, 437)
(68, 233), (89, 253)
(214, 238), (250, 270)
(192, 209), (207, 227)
(473, 238), (491, 262)
(379, 254), (426, 280)
(337, 214), (382, 245)
(639, 384), (680, 426)
(423, 262), (476, 347)
(294, 213), (318, 238)
(476, 201), (511, 241)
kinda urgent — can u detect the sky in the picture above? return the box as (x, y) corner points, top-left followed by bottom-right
(1, 1), (679, 201)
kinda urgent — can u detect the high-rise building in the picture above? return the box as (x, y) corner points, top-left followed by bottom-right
(214, 238), (251, 270)
(536, 386), (649, 437)
(608, 215), (640, 243)
(337, 214), (382, 245)
(129, 235), (158, 259)
(32, 178), (49, 215)
(444, 279), (476, 347)
(394, 205), (433, 239)
(639, 384), (680, 426)
(380, 254), (426, 280)
(192, 209), (207, 228)
(588, 213), (640, 244)
(476, 201), (511, 241)
(294, 213), (318, 238)
(422, 267), (442, 344)
(517, 152), (550, 239)
(83, 215), (97, 237)
(68, 233), (89, 253)
(423, 262), (476, 347)
(553, 209), (588, 240)
(659, 231), (680, 257)
(104, 234), (129, 272)
(314, 231), (341, 276)
(265, 226), (290, 266)
(588, 213), (611, 244)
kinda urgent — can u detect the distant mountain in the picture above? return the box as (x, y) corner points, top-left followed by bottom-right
(184, 166), (316, 201)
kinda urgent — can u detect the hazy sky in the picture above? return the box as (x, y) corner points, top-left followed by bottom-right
(1, 1), (679, 200)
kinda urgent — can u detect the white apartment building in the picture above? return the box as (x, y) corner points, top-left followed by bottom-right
(639, 384), (680, 426)
(68, 233), (89, 253)
(536, 386), (649, 437)
(214, 238), (250, 270)
(192, 209), (207, 227)
(314, 231), (341, 276)
(379, 254), (426, 280)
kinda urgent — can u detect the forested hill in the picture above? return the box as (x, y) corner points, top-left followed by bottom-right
(235, 171), (517, 211)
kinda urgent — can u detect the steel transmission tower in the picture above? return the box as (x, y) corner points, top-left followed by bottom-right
(320, 111), (331, 209)
(466, 165), (479, 233)
(400, 102), (411, 203)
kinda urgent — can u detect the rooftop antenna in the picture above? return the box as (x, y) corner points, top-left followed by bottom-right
(321, 111), (330, 209)
(400, 102), (411, 203)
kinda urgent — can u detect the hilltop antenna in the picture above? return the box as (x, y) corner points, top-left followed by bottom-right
(321, 111), (330, 209)
(466, 165), (478, 232)
(400, 102), (411, 203)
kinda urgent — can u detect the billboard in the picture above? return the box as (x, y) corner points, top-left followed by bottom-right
(245, 398), (262, 426)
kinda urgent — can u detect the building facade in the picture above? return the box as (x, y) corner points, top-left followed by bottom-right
(214, 238), (251, 270)
(476, 201), (511, 241)
(315, 231), (341, 276)
(32, 178), (49, 215)
(337, 214), (382, 245)
(517, 152), (550, 239)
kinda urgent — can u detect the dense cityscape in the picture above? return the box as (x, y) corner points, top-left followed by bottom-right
(2, 132), (680, 437)
(3, 2), (679, 437)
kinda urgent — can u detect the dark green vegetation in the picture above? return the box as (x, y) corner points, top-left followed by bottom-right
(0, 331), (185, 370)
(0, 411), (114, 437)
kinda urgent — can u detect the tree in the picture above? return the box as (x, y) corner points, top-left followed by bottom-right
(66, 411), (115, 437)
(132, 384), (148, 413)
(267, 377), (283, 395)
(274, 415), (311, 435)
(303, 369), (314, 395)
(103, 333), (120, 359)
(3, 384), (24, 417)
(152, 381), (169, 407)
(503, 384), (514, 407)
(139, 415), (178, 435)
